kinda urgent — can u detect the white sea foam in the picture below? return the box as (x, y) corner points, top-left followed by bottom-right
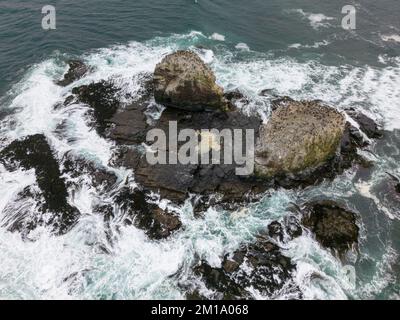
(381, 34), (400, 43)
(289, 40), (331, 49)
(289, 9), (335, 29)
(209, 33), (225, 41)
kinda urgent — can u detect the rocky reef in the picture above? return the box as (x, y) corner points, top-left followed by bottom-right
(0, 51), (386, 299)
(188, 235), (300, 299)
(0, 134), (80, 235)
(56, 60), (88, 87)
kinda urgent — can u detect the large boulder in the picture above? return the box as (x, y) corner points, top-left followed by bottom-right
(255, 100), (346, 178)
(153, 51), (228, 111)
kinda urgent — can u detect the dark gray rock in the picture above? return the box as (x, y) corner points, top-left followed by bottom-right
(191, 236), (300, 299)
(56, 60), (88, 86)
(126, 108), (268, 204)
(0, 134), (80, 234)
(108, 102), (148, 145)
(115, 187), (182, 239)
(61, 152), (118, 191)
(301, 201), (359, 256)
(345, 108), (383, 139)
(72, 81), (120, 135)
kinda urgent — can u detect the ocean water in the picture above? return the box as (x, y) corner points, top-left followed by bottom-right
(0, 0), (400, 299)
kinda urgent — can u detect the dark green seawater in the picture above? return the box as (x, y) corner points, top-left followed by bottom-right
(0, 1), (399, 300)
(1, 0), (399, 93)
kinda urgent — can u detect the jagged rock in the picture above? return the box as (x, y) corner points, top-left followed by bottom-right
(268, 216), (303, 243)
(284, 215), (303, 239)
(56, 60), (88, 86)
(301, 201), (359, 256)
(154, 51), (228, 111)
(255, 100), (346, 178)
(61, 152), (118, 191)
(115, 187), (182, 239)
(72, 81), (120, 135)
(224, 90), (245, 101)
(268, 221), (284, 242)
(0, 185), (42, 235)
(345, 108), (383, 139)
(259, 88), (278, 98)
(191, 236), (299, 299)
(0, 135), (79, 234)
(128, 108), (267, 204)
(108, 101), (148, 145)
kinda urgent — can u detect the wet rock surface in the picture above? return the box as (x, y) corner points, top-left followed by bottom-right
(114, 187), (182, 239)
(72, 80), (120, 135)
(61, 152), (118, 191)
(126, 108), (268, 204)
(301, 201), (359, 256)
(190, 236), (299, 299)
(154, 51), (228, 111)
(108, 101), (149, 145)
(345, 108), (384, 139)
(56, 60), (88, 87)
(0, 134), (80, 234)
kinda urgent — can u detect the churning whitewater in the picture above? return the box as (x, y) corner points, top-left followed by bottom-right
(0, 31), (399, 300)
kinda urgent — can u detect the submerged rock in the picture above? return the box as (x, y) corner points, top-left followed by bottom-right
(56, 60), (88, 86)
(72, 80), (120, 135)
(0, 135), (79, 234)
(154, 51), (228, 111)
(301, 201), (359, 256)
(255, 100), (346, 178)
(114, 187), (182, 239)
(191, 236), (299, 299)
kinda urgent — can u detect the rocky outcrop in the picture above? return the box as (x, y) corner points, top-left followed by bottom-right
(108, 101), (148, 145)
(255, 99), (346, 178)
(72, 81), (120, 135)
(154, 51), (228, 111)
(301, 201), (359, 256)
(61, 152), (118, 191)
(57, 60), (88, 86)
(190, 236), (300, 299)
(122, 108), (267, 204)
(345, 108), (383, 139)
(114, 187), (182, 239)
(268, 215), (303, 242)
(0, 134), (80, 234)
